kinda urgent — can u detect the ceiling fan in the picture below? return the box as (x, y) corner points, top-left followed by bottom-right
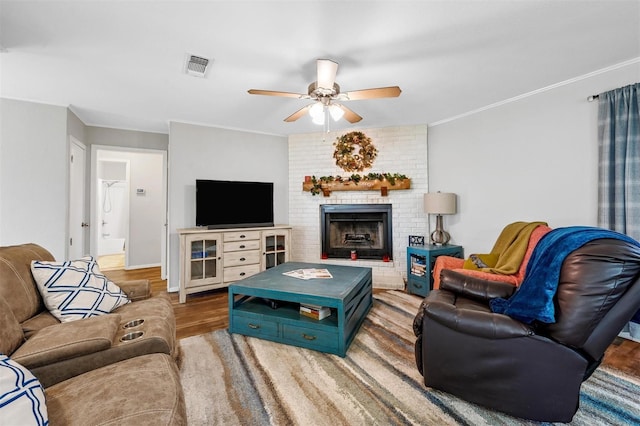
(248, 59), (401, 124)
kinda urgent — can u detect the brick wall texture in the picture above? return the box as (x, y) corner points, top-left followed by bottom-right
(288, 125), (428, 289)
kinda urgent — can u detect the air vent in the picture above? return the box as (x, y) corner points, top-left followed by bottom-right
(185, 54), (209, 77)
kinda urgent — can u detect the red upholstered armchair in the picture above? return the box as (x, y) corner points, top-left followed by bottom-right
(432, 222), (552, 289)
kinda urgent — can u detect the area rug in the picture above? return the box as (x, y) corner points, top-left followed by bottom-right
(178, 291), (640, 425)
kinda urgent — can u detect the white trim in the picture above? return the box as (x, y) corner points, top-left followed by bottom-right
(429, 57), (640, 127)
(169, 119), (285, 137)
(80, 120), (169, 135)
(619, 331), (640, 343)
(124, 262), (161, 270)
(1, 95), (69, 108)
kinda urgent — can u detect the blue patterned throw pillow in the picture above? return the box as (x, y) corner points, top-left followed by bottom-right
(0, 355), (48, 425)
(31, 256), (130, 323)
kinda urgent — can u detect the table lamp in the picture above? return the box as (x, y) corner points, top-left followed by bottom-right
(423, 192), (457, 245)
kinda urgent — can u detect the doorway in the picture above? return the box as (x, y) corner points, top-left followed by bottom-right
(97, 160), (130, 270)
(91, 146), (167, 277)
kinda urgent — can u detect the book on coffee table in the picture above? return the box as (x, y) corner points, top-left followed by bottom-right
(300, 303), (332, 320)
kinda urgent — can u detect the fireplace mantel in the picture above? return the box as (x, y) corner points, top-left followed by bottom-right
(302, 178), (411, 196)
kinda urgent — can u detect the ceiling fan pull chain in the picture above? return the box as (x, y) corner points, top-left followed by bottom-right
(325, 108), (329, 133)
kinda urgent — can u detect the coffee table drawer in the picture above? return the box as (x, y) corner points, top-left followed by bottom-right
(232, 315), (279, 339)
(282, 324), (339, 352)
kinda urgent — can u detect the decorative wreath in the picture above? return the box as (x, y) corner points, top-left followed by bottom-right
(333, 131), (378, 172)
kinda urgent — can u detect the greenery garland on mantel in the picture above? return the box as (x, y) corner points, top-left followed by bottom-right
(305, 173), (410, 196)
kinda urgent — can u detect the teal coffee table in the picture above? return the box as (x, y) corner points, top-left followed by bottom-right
(228, 262), (372, 357)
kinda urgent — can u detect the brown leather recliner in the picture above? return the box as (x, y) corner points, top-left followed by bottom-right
(413, 237), (640, 422)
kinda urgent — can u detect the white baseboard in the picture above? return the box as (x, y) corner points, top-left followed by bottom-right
(125, 262), (161, 270)
(372, 271), (405, 290)
(618, 330), (640, 343)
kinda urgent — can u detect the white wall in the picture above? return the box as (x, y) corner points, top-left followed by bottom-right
(428, 62), (640, 255)
(128, 151), (164, 267)
(288, 125), (428, 288)
(0, 98), (68, 258)
(168, 122), (289, 291)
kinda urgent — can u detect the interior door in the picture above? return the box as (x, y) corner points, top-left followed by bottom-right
(69, 137), (87, 258)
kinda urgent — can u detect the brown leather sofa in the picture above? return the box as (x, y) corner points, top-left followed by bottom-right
(1, 243), (187, 425)
(413, 237), (640, 422)
(0, 243), (177, 387)
(44, 353), (186, 425)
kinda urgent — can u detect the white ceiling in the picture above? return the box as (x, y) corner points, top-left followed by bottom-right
(1, 1), (639, 136)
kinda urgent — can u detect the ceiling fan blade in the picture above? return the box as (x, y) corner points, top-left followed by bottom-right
(342, 86), (402, 101)
(248, 89), (306, 99)
(317, 59), (338, 90)
(337, 104), (362, 123)
(284, 104), (313, 122)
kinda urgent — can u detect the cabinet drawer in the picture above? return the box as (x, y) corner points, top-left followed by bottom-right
(224, 240), (260, 252)
(232, 315), (279, 339)
(407, 278), (429, 297)
(224, 231), (261, 242)
(224, 250), (260, 266)
(282, 324), (339, 351)
(224, 264), (261, 282)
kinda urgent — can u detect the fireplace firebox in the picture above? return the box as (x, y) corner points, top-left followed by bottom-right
(320, 204), (392, 260)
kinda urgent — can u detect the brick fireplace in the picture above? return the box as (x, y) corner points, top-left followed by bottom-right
(320, 204), (392, 260)
(287, 125), (429, 289)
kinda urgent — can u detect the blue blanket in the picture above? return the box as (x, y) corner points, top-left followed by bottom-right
(490, 226), (640, 324)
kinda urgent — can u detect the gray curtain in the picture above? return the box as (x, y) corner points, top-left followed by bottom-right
(597, 82), (640, 338)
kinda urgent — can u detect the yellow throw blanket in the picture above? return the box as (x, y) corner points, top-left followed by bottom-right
(464, 221), (548, 275)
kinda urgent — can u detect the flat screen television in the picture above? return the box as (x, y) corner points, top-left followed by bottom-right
(196, 179), (274, 229)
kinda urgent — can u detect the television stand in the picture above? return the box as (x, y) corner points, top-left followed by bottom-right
(177, 225), (292, 303)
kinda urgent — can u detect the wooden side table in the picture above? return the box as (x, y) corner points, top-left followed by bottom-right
(406, 245), (464, 297)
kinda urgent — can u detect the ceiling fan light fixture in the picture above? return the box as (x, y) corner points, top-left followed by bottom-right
(247, 58), (401, 125)
(329, 104), (344, 121)
(309, 102), (324, 119)
(311, 112), (325, 125)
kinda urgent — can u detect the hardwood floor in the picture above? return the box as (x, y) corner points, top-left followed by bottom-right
(103, 266), (640, 378)
(97, 253), (125, 271)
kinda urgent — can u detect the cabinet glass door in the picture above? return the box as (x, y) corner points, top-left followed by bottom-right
(188, 236), (222, 285)
(263, 232), (289, 270)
